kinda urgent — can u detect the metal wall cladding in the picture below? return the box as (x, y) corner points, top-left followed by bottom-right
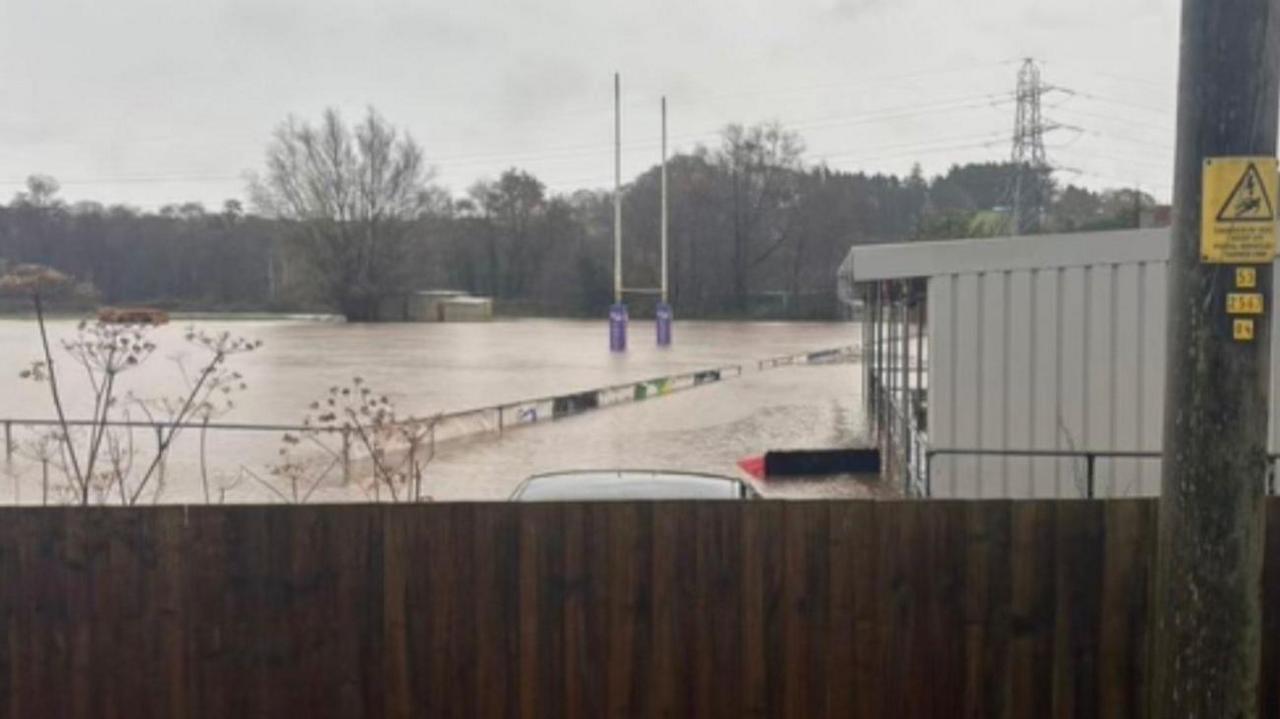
(927, 261), (1171, 498)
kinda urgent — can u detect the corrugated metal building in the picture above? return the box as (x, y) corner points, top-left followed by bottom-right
(839, 228), (1279, 499)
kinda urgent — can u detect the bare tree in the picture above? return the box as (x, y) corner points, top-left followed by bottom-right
(250, 107), (437, 321)
(12, 175), (63, 209)
(468, 169), (548, 298)
(712, 122), (805, 312)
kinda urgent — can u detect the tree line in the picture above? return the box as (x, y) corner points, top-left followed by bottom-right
(0, 108), (1154, 320)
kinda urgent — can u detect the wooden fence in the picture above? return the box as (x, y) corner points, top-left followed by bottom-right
(1, 499), (1279, 718)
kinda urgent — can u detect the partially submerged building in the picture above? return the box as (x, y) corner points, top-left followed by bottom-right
(840, 228), (1280, 499)
(377, 290), (494, 322)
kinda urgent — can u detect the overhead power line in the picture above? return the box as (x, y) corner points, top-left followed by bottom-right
(1054, 147), (1173, 171)
(820, 139), (1005, 170)
(1073, 127), (1175, 153)
(0, 174), (242, 187)
(0, 61), (1177, 200)
(679, 59), (1013, 104)
(1068, 91), (1173, 116)
(0, 92), (1013, 189)
(1063, 169), (1173, 196)
(1052, 100), (1176, 134)
(814, 130), (1009, 162)
(1042, 58), (1173, 90)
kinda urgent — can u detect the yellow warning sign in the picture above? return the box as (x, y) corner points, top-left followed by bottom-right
(1234, 318), (1256, 341)
(1202, 157), (1278, 263)
(1227, 292), (1265, 315)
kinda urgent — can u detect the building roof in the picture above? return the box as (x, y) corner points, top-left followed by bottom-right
(413, 290), (467, 298)
(838, 228), (1171, 284)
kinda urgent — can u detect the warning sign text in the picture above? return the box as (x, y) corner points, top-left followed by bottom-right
(1201, 156), (1278, 263)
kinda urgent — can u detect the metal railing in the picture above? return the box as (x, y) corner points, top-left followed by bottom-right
(0, 364), (749, 484)
(2, 344), (858, 496)
(923, 448), (1279, 498)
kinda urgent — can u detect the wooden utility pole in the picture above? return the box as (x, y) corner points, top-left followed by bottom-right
(1152, 0), (1280, 715)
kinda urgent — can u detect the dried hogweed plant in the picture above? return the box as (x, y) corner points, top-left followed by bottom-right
(122, 328), (260, 504)
(13, 314), (259, 504)
(257, 377), (437, 503)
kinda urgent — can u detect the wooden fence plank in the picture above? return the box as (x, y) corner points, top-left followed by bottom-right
(181, 507), (226, 719)
(561, 503), (587, 719)
(670, 502), (701, 718)
(850, 500), (881, 719)
(875, 500), (931, 718)
(1050, 500), (1104, 718)
(700, 502), (745, 719)
(781, 502), (829, 718)
(1263, 502), (1280, 719)
(741, 500), (785, 718)
(961, 500), (1013, 718)
(823, 502), (857, 718)
(474, 503), (520, 719)
(922, 501), (965, 718)
(0, 510), (16, 719)
(1097, 500), (1153, 719)
(449, 504), (479, 719)
(516, 503), (545, 719)
(535, 503), (567, 719)
(383, 507), (411, 719)
(604, 503), (648, 718)
(649, 501), (677, 718)
(406, 502), (453, 717)
(579, 504), (611, 718)
(1008, 501), (1058, 719)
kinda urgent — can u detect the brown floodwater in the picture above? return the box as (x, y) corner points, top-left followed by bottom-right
(0, 317), (862, 503)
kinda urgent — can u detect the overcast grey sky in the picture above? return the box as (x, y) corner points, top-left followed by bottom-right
(0, 0), (1179, 210)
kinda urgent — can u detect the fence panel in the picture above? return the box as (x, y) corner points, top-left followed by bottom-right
(3, 499), (1277, 718)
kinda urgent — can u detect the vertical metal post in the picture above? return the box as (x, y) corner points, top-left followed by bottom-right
(870, 280), (880, 437)
(915, 280), (925, 399)
(884, 282), (894, 470)
(1152, 0), (1279, 712)
(341, 428), (351, 485)
(867, 283), (877, 427)
(656, 96), (673, 348)
(900, 281), (911, 492)
(613, 72), (622, 305)
(925, 451), (933, 498)
(660, 96), (668, 304)
(882, 281), (890, 443)
(609, 72), (629, 352)
(154, 425), (165, 490)
(1086, 453), (1096, 499)
(863, 284), (874, 423)
(874, 282), (884, 437)
(861, 284), (871, 342)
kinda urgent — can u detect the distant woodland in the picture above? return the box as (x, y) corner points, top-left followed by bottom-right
(0, 110), (1154, 320)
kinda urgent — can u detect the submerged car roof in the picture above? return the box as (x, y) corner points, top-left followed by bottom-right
(510, 469), (754, 501)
